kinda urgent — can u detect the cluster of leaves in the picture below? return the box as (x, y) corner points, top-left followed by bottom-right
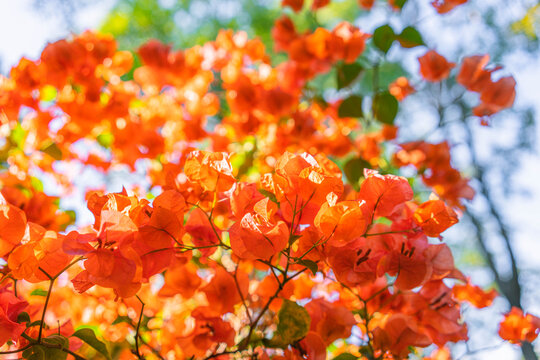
(0, 0), (536, 359)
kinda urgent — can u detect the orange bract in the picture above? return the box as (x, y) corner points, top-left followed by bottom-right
(452, 281), (497, 308)
(184, 150), (236, 193)
(418, 50), (455, 82)
(0, 195), (27, 257)
(499, 307), (540, 344)
(431, 0), (468, 14)
(413, 199), (458, 237)
(389, 76), (415, 101)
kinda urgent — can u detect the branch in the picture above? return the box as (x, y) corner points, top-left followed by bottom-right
(134, 295), (145, 359)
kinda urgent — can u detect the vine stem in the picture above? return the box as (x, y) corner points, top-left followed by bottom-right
(37, 268), (55, 343)
(134, 295), (145, 359)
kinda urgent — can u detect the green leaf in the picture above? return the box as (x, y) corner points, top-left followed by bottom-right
(30, 176), (44, 192)
(297, 259), (318, 275)
(397, 26), (425, 48)
(344, 158), (371, 189)
(28, 320), (43, 327)
(276, 300), (311, 344)
(17, 311), (31, 323)
(40, 85), (57, 102)
(258, 189), (279, 205)
(97, 132), (114, 148)
(391, 0), (408, 9)
(373, 25), (395, 53)
(337, 63), (363, 89)
(359, 62), (408, 93)
(72, 328), (111, 360)
(41, 335), (68, 360)
(10, 124), (25, 149)
(30, 289), (48, 297)
(289, 234), (302, 246)
(333, 353), (358, 360)
(40, 142), (62, 161)
(338, 95), (363, 118)
(262, 335), (287, 349)
(372, 92), (398, 125)
(111, 315), (132, 325)
(23, 346), (45, 360)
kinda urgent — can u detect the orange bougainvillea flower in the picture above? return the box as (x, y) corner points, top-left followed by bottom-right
(184, 207), (221, 255)
(358, 0), (375, 9)
(159, 257), (201, 298)
(413, 197), (458, 237)
(272, 16), (298, 53)
(314, 200), (369, 244)
(457, 54), (493, 92)
(452, 281), (498, 308)
(305, 299), (356, 345)
(83, 247), (142, 298)
(456, 54), (516, 120)
(394, 141), (475, 208)
(358, 169), (413, 217)
(0, 194), (27, 257)
(418, 50), (455, 82)
(282, 0), (303, 12)
(0, 285), (28, 347)
(311, 0), (330, 10)
(229, 198), (289, 259)
(184, 150), (236, 192)
(473, 76), (516, 117)
(330, 22), (370, 64)
(299, 331), (327, 360)
(176, 307), (236, 357)
(373, 314), (432, 357)
(389, 76), (415, 101)
(431, 0), (467, 14)
(378, 248), (431, 290)
(499, 307), (540, 344)
(201, 266), (248, 315)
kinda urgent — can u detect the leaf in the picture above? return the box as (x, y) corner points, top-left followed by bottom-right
(258, 189), (278, 204)
(333, 354), (358, 360)
(372, 91), (398, 125)
(30, 176), (44, 192)
(111, 315), (132, 325)
(40, 142), (62, 161)
(337, 63), (364, 89)
(17, 311), (31, 323)
(344, 157), (371, 189)
(338, 95), (363, 118)
(30, 289), (48, 297)
(23, 346), (45, 360)
(373, 25), (395, 53)
(276, 300), (311, 344)
(359, 62), (408, 93)
(289, 234), (302, 246)
(262, 335), (288, 349)
(297, 259), (318, 275)
(392, 0), (408, 9)
(10, 124), (25, 149)
(397, 26), (425, 48)
(72, 328), (111, 360)
(97, 133), (114, 148)
(41, 335), (69, 360)
(40, 85), (57, 102)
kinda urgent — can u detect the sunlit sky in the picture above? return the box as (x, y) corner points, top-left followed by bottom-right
(1, 1), (539, 358)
